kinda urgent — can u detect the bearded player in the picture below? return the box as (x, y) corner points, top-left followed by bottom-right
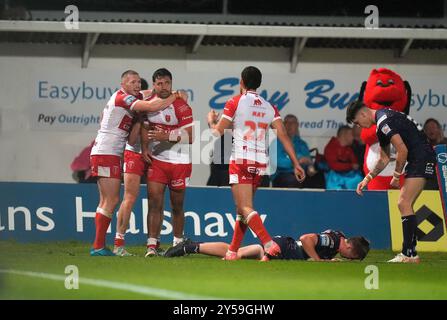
(141, 68), (194, 257)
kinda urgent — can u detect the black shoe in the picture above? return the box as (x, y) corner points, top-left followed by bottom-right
(164, 241), (187, 257)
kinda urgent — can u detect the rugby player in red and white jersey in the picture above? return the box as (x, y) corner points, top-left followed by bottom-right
(207, 66), (305, 261)
(90, 70), (186, 256)
(140, 68), (194, 257)
(113, 91), (190, 256)
(112, 120), (148, 256)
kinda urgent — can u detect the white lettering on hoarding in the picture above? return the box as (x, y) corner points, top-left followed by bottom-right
(2, 206), (55, 232)
(75, 196), (111, 233)
(8, 206), (32, 231)
(36, 207), (55, 231)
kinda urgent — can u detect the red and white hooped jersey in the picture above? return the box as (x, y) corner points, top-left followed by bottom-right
(222, 91), (281, 164)
(91, 89), (143, 156)
(145, 97), (193, 164)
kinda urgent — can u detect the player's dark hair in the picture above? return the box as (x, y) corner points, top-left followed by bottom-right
(337, 125), (352, 137)
(152, 68), (172, 82)
(424, 118), (442, 130)
(346, 100), (367, 124)
(241, 66), (262, 90)
(121, 70), (139, 79)
(140, 78), (149, 90)
(348, 236), (370, 260)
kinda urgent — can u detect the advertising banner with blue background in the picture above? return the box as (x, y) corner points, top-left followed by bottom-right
(0, 182), (390, 249)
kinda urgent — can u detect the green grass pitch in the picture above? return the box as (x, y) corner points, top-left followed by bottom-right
(1, 240), (447, 300)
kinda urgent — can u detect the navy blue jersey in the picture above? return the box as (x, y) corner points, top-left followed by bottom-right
(271, 236), (305, 260)
(271, 230), (345, 260)
(311, 229), (344, 260)
(375, 109), (436, 164)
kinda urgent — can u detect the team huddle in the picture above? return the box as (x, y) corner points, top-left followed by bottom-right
(88, 65), (436, 263)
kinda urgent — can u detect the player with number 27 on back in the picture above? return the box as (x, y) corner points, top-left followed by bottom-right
(207, 66), (306, 261)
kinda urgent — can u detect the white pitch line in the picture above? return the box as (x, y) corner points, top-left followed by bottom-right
(0, 269), (220, 300)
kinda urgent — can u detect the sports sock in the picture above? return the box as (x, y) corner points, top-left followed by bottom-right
(184, 242), (200, 254)
(147, 237), (158, 249)
(229, 215), (248, 252)
(173, 236), (184, 246)
(93, 208), (112, 250)
(246, 211), (272, 246)
(402, 215), (417, 257)
(114, 232), (125, 247)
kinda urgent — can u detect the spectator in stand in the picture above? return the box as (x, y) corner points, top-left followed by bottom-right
(272, 114), (324, 188)
(324, 125), (363, 190)
(207, 129), (233, 187)
(70, 140), (96, 183)
(424, 118), (447, 146)
(423, 118), (446, 190)
(351, 125), (366, 177)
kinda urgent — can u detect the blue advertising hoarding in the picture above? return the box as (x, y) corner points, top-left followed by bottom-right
(0, 182), (391, 249)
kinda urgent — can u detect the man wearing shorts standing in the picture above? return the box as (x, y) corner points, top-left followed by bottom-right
(207, 66), (305, 261)
(347, 100), (437, 263)
(90, 70), (185, 256)
(141, 68), (194, 257)
(112, 115), (149, 256)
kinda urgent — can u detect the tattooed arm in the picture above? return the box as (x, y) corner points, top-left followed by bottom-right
(356, 145), (390, 195)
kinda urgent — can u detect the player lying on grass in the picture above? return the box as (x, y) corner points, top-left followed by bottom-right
(164, 230), (370, 261)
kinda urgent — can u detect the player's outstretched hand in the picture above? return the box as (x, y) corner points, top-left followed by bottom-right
(356, 180), (368, 196)
(207, 110), (219, 127)
(389, 177), (400, 189)
(294, 165), (306, 182)
(142, 149), (152, 164)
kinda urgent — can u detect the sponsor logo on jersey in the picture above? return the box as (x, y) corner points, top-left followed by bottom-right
(381, 124), (391, 135)
(320, 234), (330, 247)
(124, 95), (137, 106)
(376, 114), (388, 127)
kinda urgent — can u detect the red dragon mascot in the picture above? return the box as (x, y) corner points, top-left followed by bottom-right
(358, 68), (412, 190)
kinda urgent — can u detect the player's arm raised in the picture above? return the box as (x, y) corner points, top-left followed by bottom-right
(389, 134), (408, 189)
(271, 119), (305, 182)
(207, 110), (232, 137)
(132, 91), (187, 113)
(357, 144), (391, 195)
